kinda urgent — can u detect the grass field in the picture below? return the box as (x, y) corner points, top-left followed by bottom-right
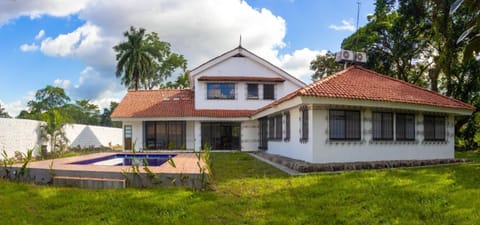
(0, 151), (479, 224)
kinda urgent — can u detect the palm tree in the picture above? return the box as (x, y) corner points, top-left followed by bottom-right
(113, 26), (160, 90)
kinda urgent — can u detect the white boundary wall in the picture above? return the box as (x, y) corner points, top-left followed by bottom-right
(0, 118), (122, 157)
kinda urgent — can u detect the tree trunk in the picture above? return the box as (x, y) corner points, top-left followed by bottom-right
(428, 67), (440, 92)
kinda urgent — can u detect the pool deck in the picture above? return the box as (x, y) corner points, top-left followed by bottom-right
(20, 152), (205, 174)
(10, 152), (208, 188)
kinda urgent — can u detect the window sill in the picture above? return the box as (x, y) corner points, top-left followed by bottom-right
(369, 140), (419, 144)
(299, 138), (308, 144)
(422, 140), (448, 144)
(326, 139), (365, 145)
(268, 138), (283, 142)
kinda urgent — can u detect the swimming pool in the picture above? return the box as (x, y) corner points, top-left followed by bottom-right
(70, 153), (175, 166)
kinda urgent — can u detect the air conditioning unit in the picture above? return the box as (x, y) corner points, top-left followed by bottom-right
(335, 49), (354, 62)
(354, 52), (367, 63)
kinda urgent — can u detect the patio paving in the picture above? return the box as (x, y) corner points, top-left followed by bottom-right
(10, 152), (208, 188)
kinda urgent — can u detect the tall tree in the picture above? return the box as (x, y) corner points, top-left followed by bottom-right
(0, 104), (10, 118)
(310, 51), (344, 80)
(113, 26), (187, 90)
(64, 99), (100, 125)
(100, 101), (122, 128)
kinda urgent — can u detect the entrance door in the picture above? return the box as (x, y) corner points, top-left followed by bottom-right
(201, 122), (240, 150)
(124, 125), (132, 150)
(258, 117), (268, 150)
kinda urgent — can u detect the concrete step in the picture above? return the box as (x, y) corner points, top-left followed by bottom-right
(53, 176), (126, 189)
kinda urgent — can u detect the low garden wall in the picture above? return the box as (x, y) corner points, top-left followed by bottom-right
(0, 118), (122, 157)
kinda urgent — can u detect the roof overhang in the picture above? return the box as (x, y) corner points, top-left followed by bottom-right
(197, 76), (285, 83)
(252, 96), (474, 119)
(112, 116), (251, 122)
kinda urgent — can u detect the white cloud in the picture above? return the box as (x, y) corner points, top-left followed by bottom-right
(53, 79), (71, 89)
(35, 29), (45, 40)
(0, 0), (92, 25)
(279, 48), (328, 82)
(19, 43), (39, 52)
(329, 19), (355, 31)
(7, 0), (330, 107)
(0, 91), (35, 117)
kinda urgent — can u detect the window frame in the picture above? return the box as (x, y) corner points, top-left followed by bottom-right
(395, 113), (415, 141)
(246, 83), (259, 99)
(372, 112), (394, 140)
(268, 114), (283, 141)
(329, 109), (361, 141)
(206, 83), (235, 100)
(300, 106), (309, 143)
(263, 84), (275, 100)
(423, 115), (446, 141)
(284, 112), (290, 142)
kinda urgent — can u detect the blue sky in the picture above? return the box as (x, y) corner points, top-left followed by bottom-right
(0, 0), (375, 117)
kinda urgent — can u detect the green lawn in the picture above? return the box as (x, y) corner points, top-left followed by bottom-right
(1, 152), (480, 224)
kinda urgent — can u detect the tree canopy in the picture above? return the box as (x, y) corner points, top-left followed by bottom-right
(113, 26), (187, 90)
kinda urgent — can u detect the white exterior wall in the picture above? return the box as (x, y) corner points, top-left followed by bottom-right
(186, 121), (195, 150)
(311, 108), (455, 163)
(64, 124), (122, 148)
(267, 107), (313, 162)
(123, 121), (143, 151)
(0, 118), (122, 156)
(0, 118), (44, 156)
(194, 57), (301, 110)
(241, 120), (259, 151)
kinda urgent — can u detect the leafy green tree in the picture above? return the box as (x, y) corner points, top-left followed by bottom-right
(310, 51), (344, 80)
(0, 104), (10, 118)
(160, 71), (190, 89)
(113, 26), (187, 90)
(40, 108), (70, 152)
(100, 101), (122, 128)
(27, 85), (70, 113)
(64, 99), (100, 125)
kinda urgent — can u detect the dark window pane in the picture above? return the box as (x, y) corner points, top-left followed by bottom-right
(275, 115), (282, 140)
(268, 117), (275, 139)
(329, 110), (360, 140)
(301, 107), (309, 141)
(207, 83), (235, 99)
(424, 115), (445, 141)
(247, 84), (258, 99)
(285, 112), (290, 141)
(372, 112), (393, 140)
(263, 84), (275, 100)
(396, 114), (415, 140)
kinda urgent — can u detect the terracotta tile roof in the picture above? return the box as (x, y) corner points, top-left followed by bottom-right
(111, 89), (254, 118)
(256, 66), (475, 114)
(197, 76), (285, 82)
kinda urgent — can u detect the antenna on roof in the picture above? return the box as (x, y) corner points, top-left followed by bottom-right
(335, 0), (367, 68)
(239, 35), (242, 47)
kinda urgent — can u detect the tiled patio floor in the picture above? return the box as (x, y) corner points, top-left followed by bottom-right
(18, 152), (206, 174)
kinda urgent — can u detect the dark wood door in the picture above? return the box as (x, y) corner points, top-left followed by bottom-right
(124, 125), (132, 150)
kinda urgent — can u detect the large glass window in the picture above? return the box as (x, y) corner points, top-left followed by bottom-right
(207, 83), (235, 99)
(144, 121), (186, 150)
(396, 113), (415, 140)
(247, 84), (259, 99)
(263, 84), (275, 100)
(372, 112), (393, 140)
(424, 115), (446, 141)
(329, 110), (361, 140)
(300, 106), (309, 142)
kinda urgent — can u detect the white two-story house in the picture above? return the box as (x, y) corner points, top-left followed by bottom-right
(112, 46), (475, 163)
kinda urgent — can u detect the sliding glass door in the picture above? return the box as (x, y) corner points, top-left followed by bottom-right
(144, 121), (186, 150)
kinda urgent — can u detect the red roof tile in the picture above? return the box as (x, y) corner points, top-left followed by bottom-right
(256, 66), (475, 113)
(111, 89), (254, 118)
(197, 76), (285, 82)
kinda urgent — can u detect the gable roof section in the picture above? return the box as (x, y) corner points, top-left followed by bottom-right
(255, 66), (475, 114)
(189, 46), (306, 88)
(111, 89), (254, 118)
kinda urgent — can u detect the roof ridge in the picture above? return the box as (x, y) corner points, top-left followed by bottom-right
(128, 88), (192, 93)
(355, 66), (475, 109)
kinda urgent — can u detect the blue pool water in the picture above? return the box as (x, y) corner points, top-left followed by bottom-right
(70, 154), (175, 166)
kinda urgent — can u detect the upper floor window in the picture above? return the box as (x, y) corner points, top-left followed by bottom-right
(300, 106), (309, 142)
(247, 84), (259, 99)
(372, 112), (393, 140)
(329, 110), (361, 140)
(424, 115), (446, 141)
(263, 84), (275, 100)
(207, 83), (235, 99)
(396, 113), (415, 140)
